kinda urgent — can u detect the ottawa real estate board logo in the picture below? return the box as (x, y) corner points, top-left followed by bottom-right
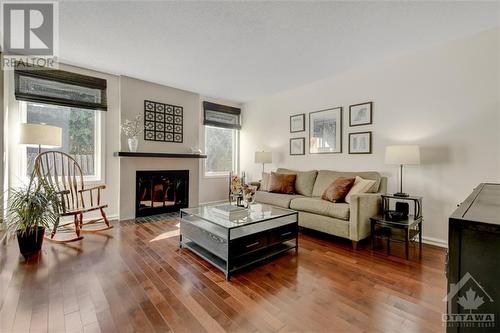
(443, 272), (495, 329)
(1, 1), (58, 69)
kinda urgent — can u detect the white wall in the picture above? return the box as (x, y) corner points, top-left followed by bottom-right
(241, 28), (500, 246)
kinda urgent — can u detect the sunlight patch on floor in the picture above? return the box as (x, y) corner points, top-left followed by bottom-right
(150, 223), (180, 242)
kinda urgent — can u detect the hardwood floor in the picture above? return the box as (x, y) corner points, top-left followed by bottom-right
(0, 217), (447, 333)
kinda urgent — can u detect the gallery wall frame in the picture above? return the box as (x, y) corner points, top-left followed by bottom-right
(309, 107), (343, 154)
(290, 113), (305, 133)
(290, 137), (305, 155)
(348, 131), (372, 154)
(349, 102), (372, 127)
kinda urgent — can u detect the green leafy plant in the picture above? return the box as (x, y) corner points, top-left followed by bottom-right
(6, 174), (62, 237)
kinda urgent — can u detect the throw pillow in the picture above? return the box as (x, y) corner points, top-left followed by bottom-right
(345, 176), (377, 203)
(261, 172), (271, 191)
(321, 177), (355, 203)
(269, 172), (297, 194)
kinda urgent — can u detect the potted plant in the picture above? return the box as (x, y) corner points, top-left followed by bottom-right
(6, 176), (62, 259)
(121, 114), (143, 152)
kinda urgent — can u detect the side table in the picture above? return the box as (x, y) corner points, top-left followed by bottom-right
(370, 215), (422, 259)
(370, 194), (423, 260)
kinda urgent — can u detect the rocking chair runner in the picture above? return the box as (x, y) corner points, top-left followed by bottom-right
(34, 151), (112, 242)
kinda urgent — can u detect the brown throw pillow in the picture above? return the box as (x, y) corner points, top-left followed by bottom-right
(321, 177), (355, 203)
(269, 172), (297, 194)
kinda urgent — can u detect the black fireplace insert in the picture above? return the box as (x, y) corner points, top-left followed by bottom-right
(136, 170), (189, 217)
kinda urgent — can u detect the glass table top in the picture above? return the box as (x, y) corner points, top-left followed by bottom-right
(180, 202), (297, 229)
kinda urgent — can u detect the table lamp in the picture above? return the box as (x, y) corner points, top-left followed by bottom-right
(385, 145), (420, 197)
(254, 151), (272, 174)
(19, 123), (62, 154)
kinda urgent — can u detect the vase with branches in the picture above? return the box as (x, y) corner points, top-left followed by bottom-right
(121, 114), (143, 152)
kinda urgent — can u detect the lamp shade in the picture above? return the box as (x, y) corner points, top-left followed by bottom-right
(255, 151), (272, 164)
(385, 145), (420, 165)
(19, 123), (62, 147)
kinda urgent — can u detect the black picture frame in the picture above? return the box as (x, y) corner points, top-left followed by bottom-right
(348, 131), (372, 154)
(349, 102), (372, 127)
(290, 113), (305, 133)
(309, 107), (343, 154)
(290, 137), (305, 155)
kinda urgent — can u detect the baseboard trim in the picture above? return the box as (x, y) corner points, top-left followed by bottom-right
(422, 236), (448, 248)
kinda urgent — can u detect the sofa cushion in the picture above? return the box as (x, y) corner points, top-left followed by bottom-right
(255, 191), (304, 209)
(276, 168), (318, 196)
(312, 170), (382, 197)
(321, 177), (355, 203)
(345, 176), (377, 204)
(290, 197), (350, 221)
(269, 172), (296, 194)
(298, 211), (349, 239)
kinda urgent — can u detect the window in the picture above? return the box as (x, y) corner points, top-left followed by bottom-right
(23, 102), (102, 180)
(204, 126), (238, 176)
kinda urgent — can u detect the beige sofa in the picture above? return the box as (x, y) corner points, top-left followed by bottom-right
(255, 168), (387, 248)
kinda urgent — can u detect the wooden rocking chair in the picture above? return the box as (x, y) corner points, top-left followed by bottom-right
(34, 151), (112, 242)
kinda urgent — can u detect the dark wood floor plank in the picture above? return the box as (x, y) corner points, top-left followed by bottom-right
(0, 216), (447, 333)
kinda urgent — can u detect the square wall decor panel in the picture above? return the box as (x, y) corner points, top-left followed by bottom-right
(144, 100), (183, 143)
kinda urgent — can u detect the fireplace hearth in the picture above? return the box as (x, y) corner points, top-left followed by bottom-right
(136, 170), (189, 217)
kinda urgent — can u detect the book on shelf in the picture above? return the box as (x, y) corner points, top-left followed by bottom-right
(212, 204), (248, 218)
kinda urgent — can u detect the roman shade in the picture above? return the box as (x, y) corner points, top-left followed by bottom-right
(203, 101), (241, 129)
(14, 68), (107, 111)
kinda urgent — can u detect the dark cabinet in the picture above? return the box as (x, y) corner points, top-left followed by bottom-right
(447, 183), (500, 332)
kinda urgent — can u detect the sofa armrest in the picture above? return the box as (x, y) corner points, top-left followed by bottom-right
(349, 193), (382, 241)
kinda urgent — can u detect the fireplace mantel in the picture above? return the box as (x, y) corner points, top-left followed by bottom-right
(114, 152), (207, 159)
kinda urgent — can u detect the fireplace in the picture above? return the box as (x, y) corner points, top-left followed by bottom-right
(136, 170), (189, 217)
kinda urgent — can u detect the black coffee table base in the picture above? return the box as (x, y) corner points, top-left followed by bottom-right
(180, 208), (299, 280)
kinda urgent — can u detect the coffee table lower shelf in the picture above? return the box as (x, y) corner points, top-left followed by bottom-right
(181, 239), (297, 280)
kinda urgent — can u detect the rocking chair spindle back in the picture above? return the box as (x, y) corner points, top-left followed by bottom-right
(34, 151), (112, 242)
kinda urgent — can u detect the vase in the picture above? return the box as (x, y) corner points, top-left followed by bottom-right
(128, 137), (138, 152)
(244, 195), (255, 208)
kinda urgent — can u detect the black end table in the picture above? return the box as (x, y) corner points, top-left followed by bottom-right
(370, 195), (423, 260)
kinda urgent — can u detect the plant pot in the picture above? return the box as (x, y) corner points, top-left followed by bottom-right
(17, 226), (45, 259)
(128, 137), (139, 152)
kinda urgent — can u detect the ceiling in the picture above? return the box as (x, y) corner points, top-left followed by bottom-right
(59, 1), (500, 103)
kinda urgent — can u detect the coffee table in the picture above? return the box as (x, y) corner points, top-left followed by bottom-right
(180, 203), (298, 280)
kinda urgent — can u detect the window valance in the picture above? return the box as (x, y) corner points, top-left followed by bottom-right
(15, 68), (107, 111)
(203, 101), (241, 130)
